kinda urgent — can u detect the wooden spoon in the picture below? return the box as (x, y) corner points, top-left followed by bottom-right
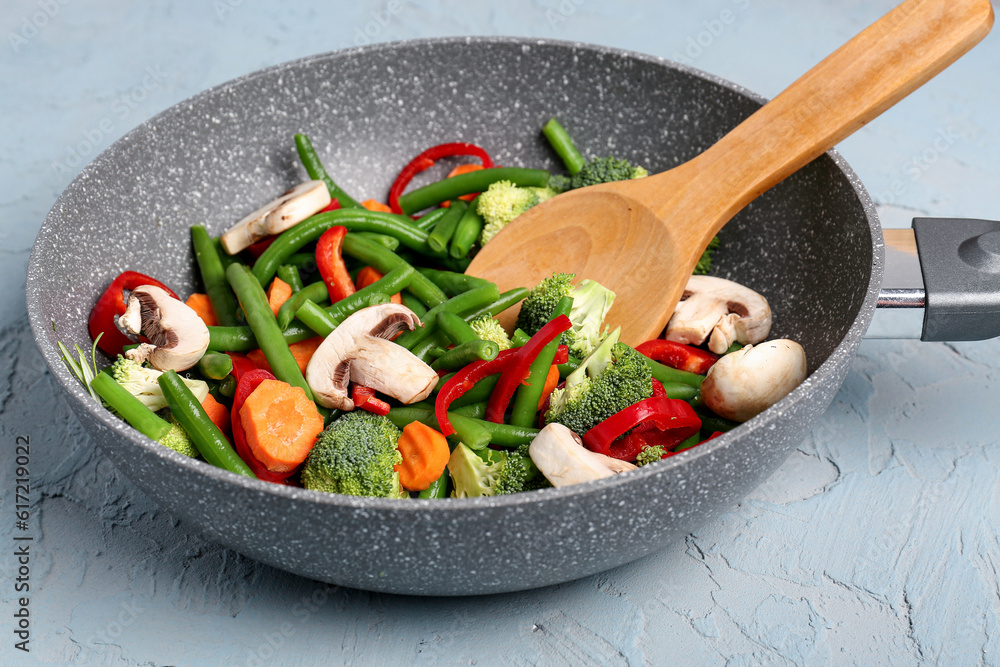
(468, 0), (994, 346)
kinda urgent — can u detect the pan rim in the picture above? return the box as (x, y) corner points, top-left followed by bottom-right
(27, 35), (883, 513)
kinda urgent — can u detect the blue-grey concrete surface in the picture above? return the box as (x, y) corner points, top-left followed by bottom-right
(3, 0), (999, 664)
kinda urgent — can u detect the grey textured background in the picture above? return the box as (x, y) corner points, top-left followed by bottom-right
(3, 0), (1000, 664)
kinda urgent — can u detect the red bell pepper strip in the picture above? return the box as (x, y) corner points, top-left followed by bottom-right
(230, 368), (294, 483)
(226, 353), (259, 383)
(486, 316), (572, 424)
(388, 142), (494, 214)
(315, 225), (355, 303)
(89, 271), (179, 356)
(435, 348), (519, 437)
(583, 397), (701, 460)
(636, 339), (718, 375)
(352, 385), (391, 416)
(318, 198), (341, 214)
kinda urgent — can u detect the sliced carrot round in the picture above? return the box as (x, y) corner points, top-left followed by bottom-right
(240, 379), (324, 472)
(395, 421), (450, 491)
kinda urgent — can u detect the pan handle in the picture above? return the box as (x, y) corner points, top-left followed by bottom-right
(868, 218), (1000, 341)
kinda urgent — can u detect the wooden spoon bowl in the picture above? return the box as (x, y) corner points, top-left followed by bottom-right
(468, 0), (994, 345)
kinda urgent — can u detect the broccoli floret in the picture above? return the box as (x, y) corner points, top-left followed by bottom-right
(515, 272), (575, 336)
(477, 180), (540, 245)
(635, 445), (667, 467)
(301, 412), (407, 498)
(111, 355), (208, 412)
(545, 328), (653, 436)
(570, 157), (648, 190)
(448, 442), (504, 498)
(160, 414), (200, 458)
(448, 443), (544, 497)
(469, 315), (512, 351)
(515, 273), (616, 359)
(546, 174), (572, 194)
(527, 185), (560, 203)
(694, 235), (721, 275)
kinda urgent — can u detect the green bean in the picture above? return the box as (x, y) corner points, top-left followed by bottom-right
(410, 330), (451, 364)
(558, 355), (581, 378)
(431, 340), (499, 371)
(451, 374), (500, 408)
(252, 210), (432, 285)
(450, 402), (485, 419)
(387, 407), (491, 450)
(463, 287), (530, 322)
(661, 382), (699, 401)
(418, 468), (450, 498)
(434, 254), (472, 273)
(208, 321), (315, 352)
(511, 329), (530, 347)
(399, 167), (550, 215)
(327, 263), (414, 319)
(227, 263), (314, 400)
(354, 231), (400, 251)
(643, 357), (705, 388)
(294, 133), (361, 209)
(285, 252), (317, 273)
(542, 118), (586, 175)
(218, 375), (237, 399)
(157, 370), (255, 478)
(277, 281), (329, 330)
(191, 225), (241, 326)
(418, 268), (494, 297)
(674, 432), (702, 453)
(427, 200), (467, 253)
(341, 234), (446, 308)
(197, 352), (234, 381)
(695, 410), (740, 434)
(276, 264), (304, 292)
(394, 284), (500, 350)
(413, 207), (448, 232)
(449, 195), (484, 258)
(510, 296), (573, 428)
(91, 373), (171, 441)
(436, 311), (479, 346)
(401, 292), (427, 317)
(296, 300), (338, 338)
(425, 346), (448, 359)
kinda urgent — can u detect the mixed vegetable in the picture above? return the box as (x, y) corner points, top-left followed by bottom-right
(61, 118), (808, 498)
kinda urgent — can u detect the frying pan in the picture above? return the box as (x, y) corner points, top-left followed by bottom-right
(28, 37), (899, 595)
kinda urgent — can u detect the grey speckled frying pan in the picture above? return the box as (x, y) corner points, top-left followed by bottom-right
(27, 38), (881, 596)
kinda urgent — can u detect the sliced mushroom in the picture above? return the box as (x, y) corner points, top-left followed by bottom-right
(700, 339), (807, 422)
(305, 303), (436, 410)
(529, 423), (636, 488)
(118, 285), (210, 371)
(665, 275), (772, 354)
(220, 180), (331, 255)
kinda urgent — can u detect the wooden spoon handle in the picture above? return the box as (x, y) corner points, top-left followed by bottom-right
(662, 0), (993, 227)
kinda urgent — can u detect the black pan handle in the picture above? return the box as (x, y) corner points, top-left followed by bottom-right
(869, 218), (1000, 341)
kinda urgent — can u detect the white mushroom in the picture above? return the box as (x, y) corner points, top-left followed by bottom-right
(529, 423), (636, 488)
(665, 275), (772, 354)
(118, 285), (210, 372)
(700, 339), (807, 422)
(220, 180), (331, 255)
(305, 303), (438, 410)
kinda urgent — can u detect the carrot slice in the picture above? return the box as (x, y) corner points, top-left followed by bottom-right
(355, 266), (403, 304)
(201, 392), (231, 435)
(247, 336), (324, 375)
(361, 199), (393, 213)
(395, 421), (450, 491)
(185, 293), (219, 327)
(447, 163), (485, 201)
(266, 276), (293, 316)
(240, 379), (324, 472)
(537, 364), (561, 412)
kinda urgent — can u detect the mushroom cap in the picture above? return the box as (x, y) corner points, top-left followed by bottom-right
(220, 180), (331, 255)
(305, 303), (434, 410)
(529, 423), (637, 488)
(665, 275), (772, 354)
(700, 339), (807, 422)
(119, 285), (210, 371)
